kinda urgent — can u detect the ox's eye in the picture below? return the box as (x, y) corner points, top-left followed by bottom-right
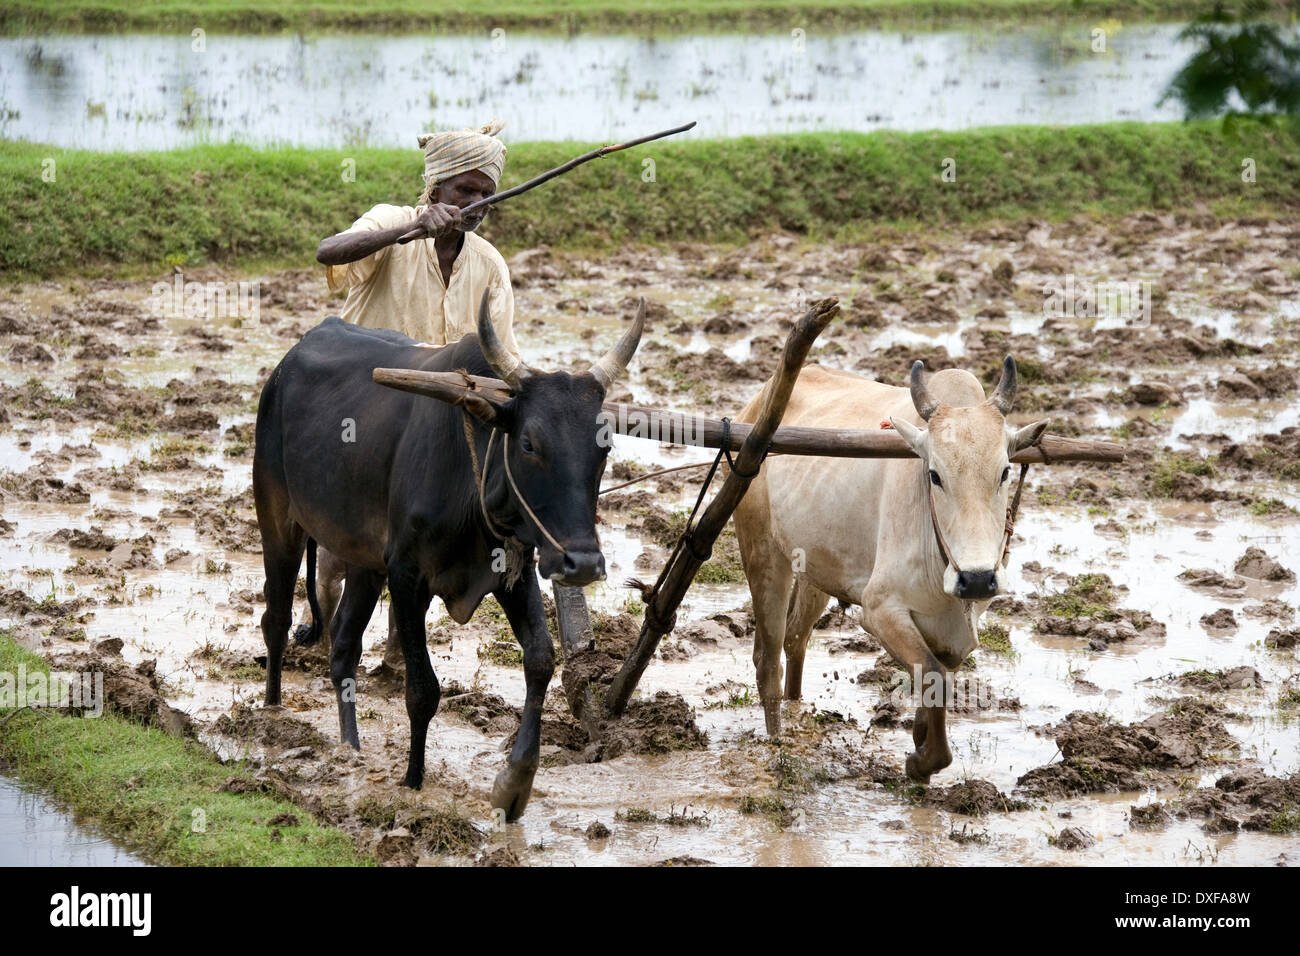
(519, 435), (536, 455)
(929, 469), (943, 489)
(1000, 466), (1010, 484)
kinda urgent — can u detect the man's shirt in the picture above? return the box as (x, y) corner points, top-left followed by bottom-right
(325, 203), (519, 357)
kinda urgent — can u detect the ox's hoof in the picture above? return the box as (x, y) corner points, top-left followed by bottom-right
(762, 701), (783, 738)
(904, 753), (933, 785)
(291, 622), (320, 646)
(367, 661), (405, 682)
(401, 770), (424, 790)
(490, 764), (537, 823)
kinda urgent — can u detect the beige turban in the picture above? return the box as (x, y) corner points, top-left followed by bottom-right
(417, 119), (506, 204)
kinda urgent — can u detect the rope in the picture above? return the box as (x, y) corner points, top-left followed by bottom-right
(462, 412), (512, 542)
(929, 460), (1033, 574)
(598, 460), (719, 496)
(1001, 461), (1031, 568)
(501, 433), (567, 556)
(597, 420), (781, 496)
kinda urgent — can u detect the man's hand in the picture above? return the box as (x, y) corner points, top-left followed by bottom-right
(412, 202), (464, 240)
(316, 203), (465, 265)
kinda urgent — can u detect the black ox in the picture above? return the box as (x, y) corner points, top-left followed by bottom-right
(253, 294), (645, 820)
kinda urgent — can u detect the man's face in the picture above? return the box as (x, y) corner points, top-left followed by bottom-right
(433, 169), (497, 232)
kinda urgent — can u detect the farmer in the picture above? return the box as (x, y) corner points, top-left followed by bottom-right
(304, 119), (519, 675)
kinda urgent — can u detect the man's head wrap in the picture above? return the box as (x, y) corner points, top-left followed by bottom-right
(417, 119), (506, 205)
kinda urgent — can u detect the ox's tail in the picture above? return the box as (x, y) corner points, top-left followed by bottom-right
(292, 537), (325, 646)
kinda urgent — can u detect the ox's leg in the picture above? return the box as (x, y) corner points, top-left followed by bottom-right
(259, 529), (306, 708)
(389, 562), (436, 790)
(861, 592), (953, 783)
(489, 578), (553, 822)
(379, 603), (406, 674)
(733, 469), (790, 733)
(783, 578), (830, 700)
(292, 545), (344, 658)
(750, 559), (793, 736)
(330, 566), (384, 749)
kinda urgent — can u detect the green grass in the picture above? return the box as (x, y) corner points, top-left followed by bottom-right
(1041, 572), (1120, 620)
(1151, 452), (1216, 496)
(1249, 497), (1297, 516)
(0, 631), (369, 866)
(614, 804), (711, 826)
(4, 118), (1300, 279)
(977, 621), (1014, 655)
(0, 0), (1248, 34)
(737, 793), (798, 829)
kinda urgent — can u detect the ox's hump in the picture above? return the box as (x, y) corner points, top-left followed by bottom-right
(925, 367), (986, 408)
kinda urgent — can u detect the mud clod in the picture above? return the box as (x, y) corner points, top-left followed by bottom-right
(1233, 547), (1295, 583)
(1129, 803), (1172, 830)
(1017, 702), (1238, 798)
(920, 779), (1030, 815)
(213, 702), (329, 751)
(1052, 826), (1096, 850)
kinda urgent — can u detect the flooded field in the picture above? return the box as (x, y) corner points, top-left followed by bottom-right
(1, 23), (1195, 150)
(1, 212), (1298, 865)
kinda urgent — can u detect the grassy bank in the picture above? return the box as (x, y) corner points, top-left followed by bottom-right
(0, 0), (1247, 35)
(3, 119), (1298, 279)
(0, 632), (370, 866)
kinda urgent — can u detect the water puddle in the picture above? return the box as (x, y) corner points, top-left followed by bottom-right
(0, 776), (148, 865)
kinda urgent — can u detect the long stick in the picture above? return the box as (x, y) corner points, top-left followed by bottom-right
(598, 402), (1125, 464)
(370, 368), (1125, 464)
(397, 121), (697, 244)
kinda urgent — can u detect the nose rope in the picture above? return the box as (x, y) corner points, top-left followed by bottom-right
(500, 432), (568, 556)
(927, 461), (1032, 577)
(927, 485), (961, 575)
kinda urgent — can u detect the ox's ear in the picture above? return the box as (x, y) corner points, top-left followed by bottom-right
(889, 416), (928, 458)
(1008, 418), (1050, 454)
(372, 368), (503, 424)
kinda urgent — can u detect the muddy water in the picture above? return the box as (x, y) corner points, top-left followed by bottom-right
(0, 776), (148, 865)
(1, 23), (1200, 150)
(2, 215), (1298, 865)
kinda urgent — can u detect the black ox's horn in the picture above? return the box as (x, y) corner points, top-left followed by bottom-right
(588, 297), (646, 392)
(477, 291), (529, 391)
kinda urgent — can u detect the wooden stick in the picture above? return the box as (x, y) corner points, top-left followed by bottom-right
(396, 121), (696, 244)
(552, 581), (602, 740)
(603, 297), (842, 717)
(370, 368), (1125, 464)
(600, 402), (1125, 464)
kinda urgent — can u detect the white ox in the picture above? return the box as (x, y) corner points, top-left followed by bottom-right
(733, 357), (1047, 782)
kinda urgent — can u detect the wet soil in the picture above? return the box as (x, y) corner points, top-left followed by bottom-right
(2, 211), (1298, 865)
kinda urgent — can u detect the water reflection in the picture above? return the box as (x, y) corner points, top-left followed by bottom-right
(0, 25), (1192, 150)
(0, 776), (148, 866)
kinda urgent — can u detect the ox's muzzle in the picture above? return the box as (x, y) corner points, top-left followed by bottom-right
(954, 569), (998, 600)
(540, 548), (606, 587)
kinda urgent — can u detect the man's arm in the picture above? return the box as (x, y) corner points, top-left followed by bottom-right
(316, 203), (465, 266)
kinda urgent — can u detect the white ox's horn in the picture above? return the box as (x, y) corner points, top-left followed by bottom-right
(588, 297), (646, 392)
(987, 355), (1018, 416)
(909, 360), (939, 422)
(477, 290), (530, 391)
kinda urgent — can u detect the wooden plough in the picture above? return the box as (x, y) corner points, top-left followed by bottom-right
(373, 297), (1124, 727)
